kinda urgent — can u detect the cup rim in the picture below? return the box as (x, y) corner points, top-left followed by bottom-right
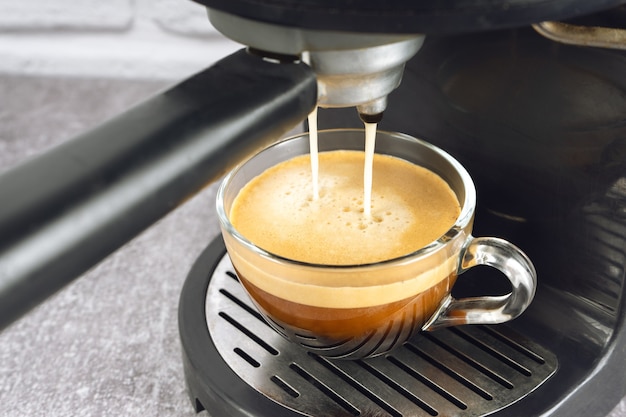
(216, 128), (476, 269)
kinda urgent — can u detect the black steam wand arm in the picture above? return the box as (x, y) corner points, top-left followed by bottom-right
(0, 48), (317, 331)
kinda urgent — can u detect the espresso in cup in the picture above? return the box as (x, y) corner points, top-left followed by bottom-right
(218, 129), (536, 359)
(229, 150), (459, 343)
(230, 150), (460, 264)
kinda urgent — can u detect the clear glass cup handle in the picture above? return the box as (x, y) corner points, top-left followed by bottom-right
(423, 236), (537, 331)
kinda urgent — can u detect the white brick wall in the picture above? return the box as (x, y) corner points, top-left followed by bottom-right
(0, 0), (240, 80)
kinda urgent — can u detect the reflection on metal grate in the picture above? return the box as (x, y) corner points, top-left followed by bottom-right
(206, 255), (557, 417)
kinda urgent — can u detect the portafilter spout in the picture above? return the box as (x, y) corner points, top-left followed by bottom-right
(208, 9), (425, 121)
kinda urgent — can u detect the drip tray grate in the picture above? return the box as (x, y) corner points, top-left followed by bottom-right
(206, 254), (557, 417)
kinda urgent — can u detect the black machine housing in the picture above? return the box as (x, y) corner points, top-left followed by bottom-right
(315, 27), (626, 416)
(192, 0), (626, 35)
(185, 1), (626, 415)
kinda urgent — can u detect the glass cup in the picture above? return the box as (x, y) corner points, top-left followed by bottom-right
(217, 129), (536, 359)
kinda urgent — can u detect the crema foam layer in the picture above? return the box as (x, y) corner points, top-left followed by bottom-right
(227, 150), (461, 308)
(231, 150), (460, 265)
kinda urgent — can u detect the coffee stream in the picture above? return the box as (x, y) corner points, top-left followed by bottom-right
(308, 108), (377, 217)
(307, 108), (320, 200)
(363, 122), (376, 218)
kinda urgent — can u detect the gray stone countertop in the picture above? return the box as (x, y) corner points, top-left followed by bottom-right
(0, 75), (219, 417)
(0, 74), (625, 417)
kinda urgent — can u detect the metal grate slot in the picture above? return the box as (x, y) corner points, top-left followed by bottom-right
(271, 375), (300, 398)
(447, 328), (532, 376)
(479, 326), (545, 365)
(308, 353), (405, 417)
(219, 288), (268, 324)
(290, 363), (362, 416)
(357, 359), (439, 416)
(206, 254), (558, 417)
(234, 347), (261, 368)
(403, 343), (494, 401)
(386, 355), (468, 410)
(422, 333), (515, 389)
(218, 311), (279, 355)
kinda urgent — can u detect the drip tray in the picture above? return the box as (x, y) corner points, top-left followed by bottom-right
(180, 239), (557, 417)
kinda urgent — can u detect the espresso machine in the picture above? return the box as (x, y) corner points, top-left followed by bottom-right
(1, 1), (626, 416)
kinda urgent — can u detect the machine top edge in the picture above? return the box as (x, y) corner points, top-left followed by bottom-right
(192, 0), (626, 35)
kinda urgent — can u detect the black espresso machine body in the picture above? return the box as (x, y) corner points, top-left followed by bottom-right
(1, 1), (626, 416)
(177, 28), (626, 417)
(178, 2), (626, 416)
(312, 27), (626, 416)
